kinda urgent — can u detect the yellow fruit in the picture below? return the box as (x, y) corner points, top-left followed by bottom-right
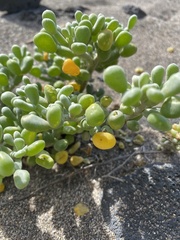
(62, 59), (80, 76)
(70, 156), (84, 166)
(55, 151), (68, 164)
(69, 81), (81, 92)
(92, 132), (116, 150)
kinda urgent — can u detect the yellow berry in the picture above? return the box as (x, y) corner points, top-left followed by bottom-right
(69, 81), (81, 92)
(62, 58), (80, 76)
(70, 156), (84, 166)
(55, 151), (68, 164)
(92, 132), (116, 150)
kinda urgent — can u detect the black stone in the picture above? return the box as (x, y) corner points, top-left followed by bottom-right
(123, 5), (147, 19)
(64, 5), (89, 18)
(0, 0), (41, 13)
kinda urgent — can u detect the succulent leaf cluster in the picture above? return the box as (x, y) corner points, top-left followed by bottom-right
(0, 10), (180, 191)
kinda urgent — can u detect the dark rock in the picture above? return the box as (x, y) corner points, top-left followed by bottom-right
(0, 0), (41, 13)
(17, 6), (54, 22)
(63, 5), (89, 18)
(123, 5), (147, 19)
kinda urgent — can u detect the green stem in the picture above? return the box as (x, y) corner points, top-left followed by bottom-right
(125, 102), (147, 121)
(81, 53), (94, 71)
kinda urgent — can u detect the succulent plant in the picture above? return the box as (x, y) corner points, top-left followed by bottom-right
(0, 10), (180, 191)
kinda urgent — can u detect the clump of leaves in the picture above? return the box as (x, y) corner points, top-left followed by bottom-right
(0, 10), (180, 191)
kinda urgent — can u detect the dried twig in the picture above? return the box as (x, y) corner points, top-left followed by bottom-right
(102, 149), (161, 179)
(0, 149), (161, 207)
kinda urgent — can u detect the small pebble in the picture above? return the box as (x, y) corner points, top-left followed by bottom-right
(167, 47), (174, 53)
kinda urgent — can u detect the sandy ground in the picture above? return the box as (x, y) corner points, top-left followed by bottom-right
(0, 1), (180, 239)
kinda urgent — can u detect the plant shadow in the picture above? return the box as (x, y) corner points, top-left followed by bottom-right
(0, 157), (115, 239)
(0, 128), (179, 240)
(101, 160), (180, 239)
